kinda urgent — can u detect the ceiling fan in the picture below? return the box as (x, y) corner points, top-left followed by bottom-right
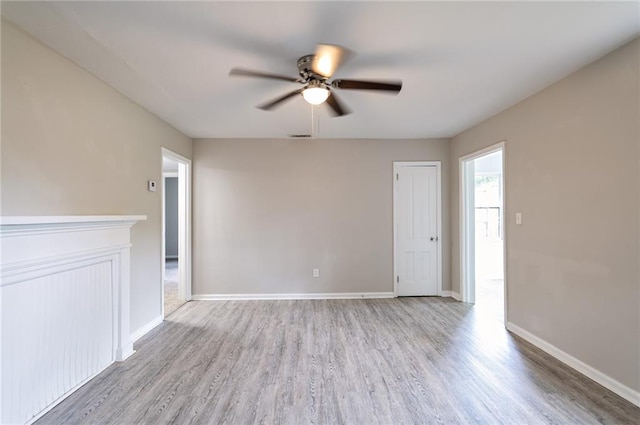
(229, 44), (402, 117)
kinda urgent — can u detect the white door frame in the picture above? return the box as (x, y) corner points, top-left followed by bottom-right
(393, 161), (442, 297)
(161, 147), (192, 318)
(459, 142), (507, 321)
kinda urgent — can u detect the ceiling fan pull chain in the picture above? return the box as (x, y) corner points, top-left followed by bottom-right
(311, 103), (315, 139)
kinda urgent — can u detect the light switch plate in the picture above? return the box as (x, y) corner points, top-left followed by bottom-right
(148, 180), (157, 192)
(516, 212), (522, 225)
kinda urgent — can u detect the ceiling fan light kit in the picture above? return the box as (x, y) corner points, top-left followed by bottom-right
(230, 44), (402, 117)
(302, 82), (330, 105)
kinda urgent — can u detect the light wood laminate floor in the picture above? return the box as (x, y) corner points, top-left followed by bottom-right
(36, 298), (639, 424)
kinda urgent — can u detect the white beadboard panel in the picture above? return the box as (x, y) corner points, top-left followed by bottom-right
(0, 216), (145, 425)
(1, 261), (114, 425)
(23, 361), (113, 425)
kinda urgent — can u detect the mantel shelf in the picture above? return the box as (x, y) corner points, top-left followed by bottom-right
(0, 215), (147, 226)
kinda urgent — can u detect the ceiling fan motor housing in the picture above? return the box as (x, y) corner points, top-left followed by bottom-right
(297, 54), (325, 81)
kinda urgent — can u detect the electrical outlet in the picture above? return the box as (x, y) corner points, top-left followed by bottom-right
(312, 269), (320, 278)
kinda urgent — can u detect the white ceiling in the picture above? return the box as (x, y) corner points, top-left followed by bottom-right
(3, 1), (638, 139)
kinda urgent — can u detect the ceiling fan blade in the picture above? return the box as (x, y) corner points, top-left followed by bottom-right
(312, 44), (353, 78)
(230, 68), (299, 83)
(257, 89), (303, 110)
(332, 79), (402, 93)
(325, 91), (351, 117)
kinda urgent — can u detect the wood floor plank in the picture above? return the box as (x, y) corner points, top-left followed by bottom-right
(35, 298), (640, 425)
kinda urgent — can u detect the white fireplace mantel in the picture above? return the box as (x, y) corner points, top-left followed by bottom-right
(0, 215), (147, 225)
(1, 215), (146, 425)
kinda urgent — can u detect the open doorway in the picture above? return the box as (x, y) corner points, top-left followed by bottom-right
(161, 148), (192, 318)
(460, 143), (506, 324)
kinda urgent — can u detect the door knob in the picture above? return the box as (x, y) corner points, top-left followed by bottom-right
(430, 236), (439, 242)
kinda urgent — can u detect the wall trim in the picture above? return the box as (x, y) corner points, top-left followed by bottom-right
(192, 292), (395, 301)
(1, 245), (131, 286)
(507, 322), (640, 408)
(0, 215), (145, 238)
(441, 290), (461, 300)
(130, 316), (164, 344)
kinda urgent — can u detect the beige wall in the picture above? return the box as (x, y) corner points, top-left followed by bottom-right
(6, 11), (637, 397)
(1, 21), (193, 334)
(193, 138), (450, 295)
(450, 39), (639, 392)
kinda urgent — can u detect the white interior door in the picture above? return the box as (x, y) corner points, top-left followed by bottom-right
(395, 163), (440, 296)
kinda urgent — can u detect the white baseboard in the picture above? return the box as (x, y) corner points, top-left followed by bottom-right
(130, 315), (163, 343)
(506, 322), (640, 408)
(440, 290), (461, 300)
(192, 292), (395, 301)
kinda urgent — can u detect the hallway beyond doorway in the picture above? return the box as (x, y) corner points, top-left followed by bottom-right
(163, 259), (184, 316)
(460, 143), (505, 322)
(473, 149), (504, 321)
